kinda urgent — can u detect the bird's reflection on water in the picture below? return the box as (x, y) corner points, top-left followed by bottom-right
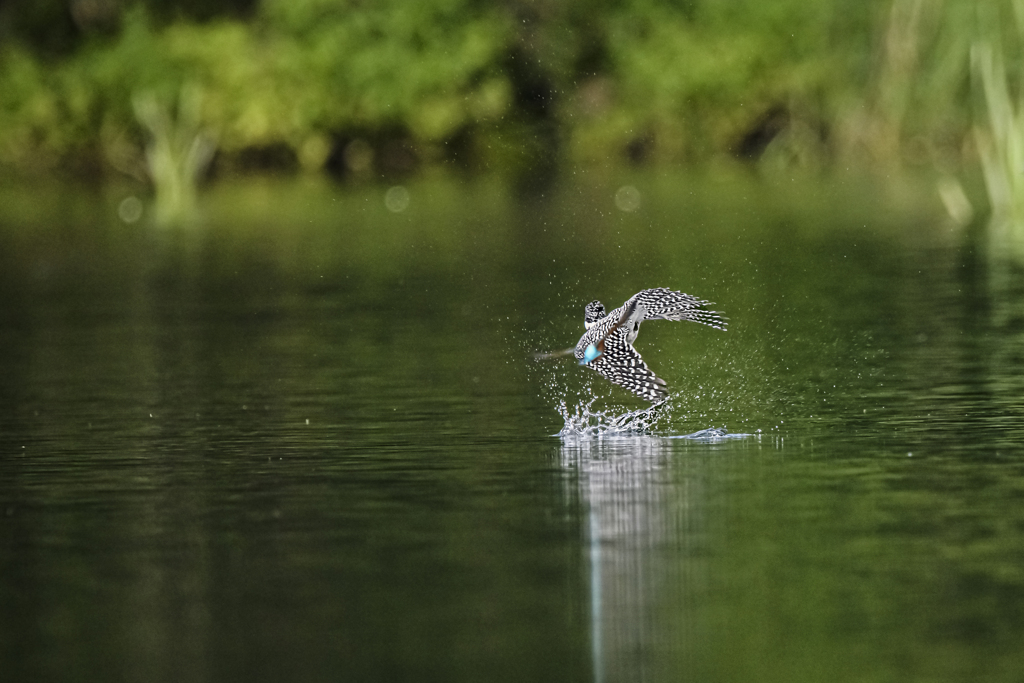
(559, 434), (731, 683)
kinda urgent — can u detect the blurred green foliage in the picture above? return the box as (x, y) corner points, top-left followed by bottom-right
(969, 0), (1024, 255)
(0, 0), (1022, 181)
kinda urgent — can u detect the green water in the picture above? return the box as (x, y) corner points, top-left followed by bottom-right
(2, 173), (1023, 682)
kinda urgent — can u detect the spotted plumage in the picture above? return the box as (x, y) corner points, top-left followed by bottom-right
(574, 288), (727, 403)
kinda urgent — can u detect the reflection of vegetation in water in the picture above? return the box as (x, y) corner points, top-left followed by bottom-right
(132, 83), (215, 226)
(0, 169), (964, 438)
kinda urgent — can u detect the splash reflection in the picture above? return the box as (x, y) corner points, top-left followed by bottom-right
(561, 435), (710, 682)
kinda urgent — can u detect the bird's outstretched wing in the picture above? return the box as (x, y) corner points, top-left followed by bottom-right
(626, 288), (728, 331)
(561, 287), (725, 402)
(587, 328), (668, 403)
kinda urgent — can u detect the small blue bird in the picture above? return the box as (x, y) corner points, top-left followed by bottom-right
(539, 288), (727, 403)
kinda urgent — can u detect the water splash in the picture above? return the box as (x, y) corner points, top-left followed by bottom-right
(556, 397), (669, 437)
(556, 396), (755, 441)
(664, 427), (752, 442)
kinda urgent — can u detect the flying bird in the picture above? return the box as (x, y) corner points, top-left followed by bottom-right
(538, 288), (726, 403)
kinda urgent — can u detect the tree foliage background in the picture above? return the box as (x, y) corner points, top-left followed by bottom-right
(0, 0), (1020, 180)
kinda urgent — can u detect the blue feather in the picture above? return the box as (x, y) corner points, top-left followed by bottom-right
(580, 343), (601, 364)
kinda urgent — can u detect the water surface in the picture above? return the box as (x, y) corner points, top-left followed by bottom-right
(2, 173), (1023, 682)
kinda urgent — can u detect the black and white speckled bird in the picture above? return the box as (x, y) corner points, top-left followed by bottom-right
(573, 288), (727, 403)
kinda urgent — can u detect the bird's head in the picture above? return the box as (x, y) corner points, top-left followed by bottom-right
(583, 300), (606, 329)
